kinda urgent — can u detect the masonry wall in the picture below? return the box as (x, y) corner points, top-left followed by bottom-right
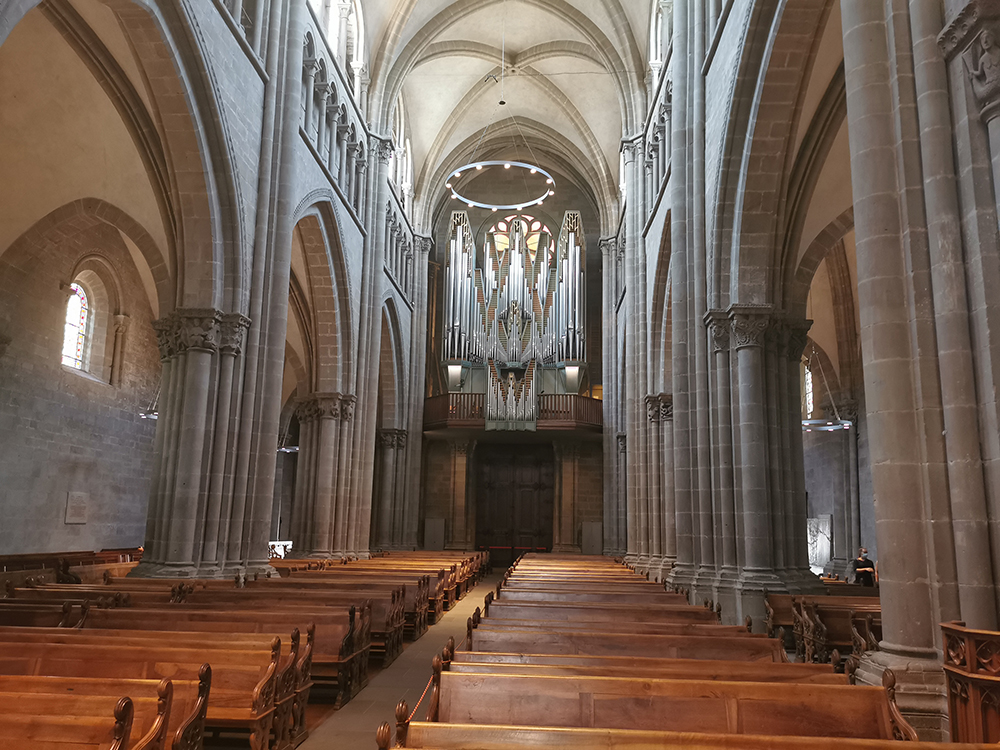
(0, 221), (160, 554)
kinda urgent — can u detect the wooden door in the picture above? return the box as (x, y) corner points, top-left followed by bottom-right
(475, 444), (554, 568)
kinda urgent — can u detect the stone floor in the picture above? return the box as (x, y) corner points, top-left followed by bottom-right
(299, 571), (502, 750)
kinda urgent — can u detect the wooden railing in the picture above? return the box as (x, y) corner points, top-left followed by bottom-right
(942, 620), (1000, 742)
(538, 394), (603, 430)
(424, 394), (485, 429)
(423, 394), (602, 431)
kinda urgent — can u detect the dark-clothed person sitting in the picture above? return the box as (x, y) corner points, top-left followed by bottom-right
(850, 548), (876, 587)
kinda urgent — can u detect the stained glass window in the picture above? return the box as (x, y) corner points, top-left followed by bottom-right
(804, 364), (814, 418)
(62, 283), (89, 369)
(489, 214), (552, 259)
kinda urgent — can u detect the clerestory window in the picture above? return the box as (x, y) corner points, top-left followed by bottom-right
(62, 283), (89, 370)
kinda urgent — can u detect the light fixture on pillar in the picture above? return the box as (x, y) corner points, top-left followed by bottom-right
(442, 0), (555, 212)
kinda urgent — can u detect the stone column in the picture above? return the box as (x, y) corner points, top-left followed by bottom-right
(646, 395), (663, 566)
(302, 58), (319, 135)
(335, 1), (351, 69)
(659, 395), (676, 571)
(288, 394), (342, 556)
(375, 429), (399, 549)
(730, 306), (781, 620)
(110, 314), (129, 387)
(842, 0), (950, 735)
(392, 430), (408, 547)
(134, 311), (223, 577)
(600, 237), (619, 555)
(315, 83), (332, 154)
(333, 395), (356, 554)
(706, 312), (738, 587)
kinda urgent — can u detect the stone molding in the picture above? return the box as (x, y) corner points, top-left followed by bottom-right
(620, 135), (643, 163)
(728, 306), (771, 349)
(705, 310), (730, 353)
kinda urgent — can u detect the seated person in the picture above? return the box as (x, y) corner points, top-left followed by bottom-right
(849, 547), (876, 586)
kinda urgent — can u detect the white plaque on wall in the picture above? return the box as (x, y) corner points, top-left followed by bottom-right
(65, 492), (88, 524)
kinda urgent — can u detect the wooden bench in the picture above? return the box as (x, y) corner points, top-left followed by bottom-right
(422, 664), (917, 740)
(0, 637), (281, 750)
(466, 626), (789, 662)
(801, 599), (881, 664)
(0, 670), (210, 750)
(382, 721), (997, 750)
(0, 693), (135, 750)
(76, 603), (366, 709)
(486, 600), (721, 625)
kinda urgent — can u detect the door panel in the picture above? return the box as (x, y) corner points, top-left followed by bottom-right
(475, 444), (554, 567)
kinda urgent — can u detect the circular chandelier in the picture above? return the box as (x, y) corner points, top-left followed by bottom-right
(801, 418), (852, 432)
(446, 160), (556, 212)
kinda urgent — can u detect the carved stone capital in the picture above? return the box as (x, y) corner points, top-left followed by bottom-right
(303, 57), (321, 77)
(705, 310), (730, 353)
(728, 306), (772, 349)
(220, 314), (251, 356)
(785, 318), (813, 361)
(113, 314), (130, 336)
(659, 393), (674, 422)
(340, 394), (357, 421)
(415, 235), (433, 255)
(616, 432), (627, 454)
(452, 439), (474, 457)
(151, 316), (178, 360)
(645, 394), (661, 423)
(620, 136), (643, 163)
(839, 399), (860, 423)
(939, 3), (1000, 118)
(373, 137), (394, 165)
(175, 309), (223, 353)
(599, 237), (617, 258)
(379, 428), (408, 449)
(296, 392), (342, 423)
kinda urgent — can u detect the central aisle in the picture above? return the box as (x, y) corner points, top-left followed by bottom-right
(299, 571), (503, 750)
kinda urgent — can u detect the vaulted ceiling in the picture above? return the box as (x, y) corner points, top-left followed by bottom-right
(360, 0), (653, 234)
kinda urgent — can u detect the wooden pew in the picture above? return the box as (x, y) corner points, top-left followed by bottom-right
(76, 603), (366, 708)
(383, 721), (999, 750)
(801, 599), (881, 664)
(450, 650), (845, 685)
(0, 638), (281, 750)
(486, 600), (721, 625)
(424, 665), (917, 741)
(466, 626), (789, 662)
(0, 670), (210, 750)
(0, 693), (135, 750)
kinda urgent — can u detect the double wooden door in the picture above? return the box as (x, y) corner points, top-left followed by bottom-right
(474, 444), (554, 568)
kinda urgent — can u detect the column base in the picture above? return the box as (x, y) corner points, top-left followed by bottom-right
(665, 562), (697, 594)
(854, 647), (949, 741)
(734, 568), (789, 634)
(780, 566), (826, 594)
(128, 560), (197, 578)
(692, 564), (719, 605)
(711, 566), (741, 626)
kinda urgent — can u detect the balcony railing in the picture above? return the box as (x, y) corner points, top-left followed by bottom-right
(423, 393), (602, 431)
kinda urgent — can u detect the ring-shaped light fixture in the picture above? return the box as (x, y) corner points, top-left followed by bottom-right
(445, 160), (556, 211)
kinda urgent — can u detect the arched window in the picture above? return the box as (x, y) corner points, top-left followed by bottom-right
(803, 362), (815, 419)
(62, 283), (89, 369)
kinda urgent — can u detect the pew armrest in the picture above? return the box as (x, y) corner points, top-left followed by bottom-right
(173, 664), (212, 750)
(883, 668), (919, 741)
(132, 679), (172, 750)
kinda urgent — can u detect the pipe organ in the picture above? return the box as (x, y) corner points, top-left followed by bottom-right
(443, 210), (587, 430)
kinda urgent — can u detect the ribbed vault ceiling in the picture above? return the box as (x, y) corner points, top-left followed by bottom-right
(362, 0), (652, 234)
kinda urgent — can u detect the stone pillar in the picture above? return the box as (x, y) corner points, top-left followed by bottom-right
(646, 395), (663, 567)
(110, 314), (129, 387)
(315, 83), (332, 154)
(134, 310), (248, 577)
(730, 306), (780, 626)
(842, 0), (951, 735)
(332, 395), (356, 554)
(374, 428), (400, 550)
(289, 394), (342, 556)
(302, 58), (319, 135)
(600, 238), (620, 555)
(335, 0), (351, 68)
(706, 312), (738, 591)
(392, 430), (408, 547)
(659, 395), (676, 571)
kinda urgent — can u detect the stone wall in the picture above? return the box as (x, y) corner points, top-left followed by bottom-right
(0, 220), (160, 554)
